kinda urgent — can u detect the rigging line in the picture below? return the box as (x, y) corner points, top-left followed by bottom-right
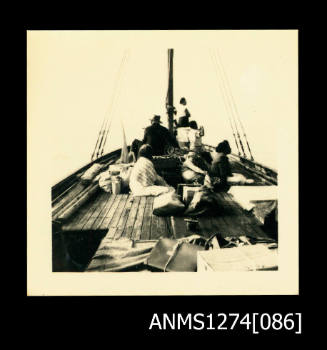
(97, 51), (127, 158)
(216, 49), (254, 160)
(91, 114), (107, 161)
(100, 49), (131, 156)
(213, 50), (247, 159)
(209, 50), (241, 157)
(213, 50), (246, 158)
(96, 50), (129, 158)
(210, 50), (241, 157)
(210, 50), (243, 157)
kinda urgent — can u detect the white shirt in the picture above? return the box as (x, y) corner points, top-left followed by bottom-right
(176, 127), (191, 143)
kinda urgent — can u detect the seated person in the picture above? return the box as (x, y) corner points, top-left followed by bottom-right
(188, 121), (204, 152)
(127, 151), (136, 163)
(210, 140), (232, 192)
(129, 144), (172, 196)
(181, 150), (211, 184)
(142, 115), (179, 156)
(130, 139), (143, 161)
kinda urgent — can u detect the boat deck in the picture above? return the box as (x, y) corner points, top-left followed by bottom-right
(60, 189), (271, 271)
(62, 192), (173, 239)
(62, 191), (268, 240)
(54, 156), (276, 271)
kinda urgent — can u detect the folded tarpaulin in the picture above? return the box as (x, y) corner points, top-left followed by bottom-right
(252, 200), (277, 224)
(86, 238), (157, 272)
(228, 186), (278, 224)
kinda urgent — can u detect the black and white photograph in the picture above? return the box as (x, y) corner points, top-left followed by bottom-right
(27, 30), (298, 295)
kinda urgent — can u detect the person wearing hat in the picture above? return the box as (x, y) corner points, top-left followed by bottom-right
(142, 115), (178, 156)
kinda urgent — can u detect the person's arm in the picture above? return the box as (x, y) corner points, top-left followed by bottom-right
(142, 127), (149, 144)
(184, 158), (207, 175)
(185, 108), (191, 118)
(155, 175), (168, 186)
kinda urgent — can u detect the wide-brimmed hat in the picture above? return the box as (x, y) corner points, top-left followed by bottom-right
(150, 115), (162, 123)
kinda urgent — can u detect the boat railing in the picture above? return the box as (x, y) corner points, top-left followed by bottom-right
(203, 144), (277, 185)
(51, 148), (122, 203)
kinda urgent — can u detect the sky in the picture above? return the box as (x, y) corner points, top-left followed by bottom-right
(27, 30), (298, 185)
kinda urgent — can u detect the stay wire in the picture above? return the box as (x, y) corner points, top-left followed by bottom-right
(97, 51), (127, 158)
(96, 50), (129, 159)
(216, 49), (254, 160)
(210, 50), (241, 156)
(101, 50), (130, 156)
(213, 50), (247, 158)
(210, 50), (242, 157)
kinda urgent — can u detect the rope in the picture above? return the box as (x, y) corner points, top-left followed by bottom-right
(212, 50), (247, 158)
(93, 50), (129, 160)
(216, 49), (254, 160)
(98, 51), (128, 157)
(210, 50), (242, 157)
(91, 115), (107, 161)
(100, 50), (130, 156)
(210, 50), (241, 156)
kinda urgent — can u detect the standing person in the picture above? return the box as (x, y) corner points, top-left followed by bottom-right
(177, 97), (191, 127)
(142, 115), (178, 156)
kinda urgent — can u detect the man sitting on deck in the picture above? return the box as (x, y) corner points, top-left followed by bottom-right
(142, 115), (178, 156)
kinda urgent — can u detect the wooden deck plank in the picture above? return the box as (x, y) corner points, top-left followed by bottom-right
(158, 216), (170, 238)
(114, 196), (134, 240)
(99, 194), (123, 230)
(141, 197), (154, 240)
(131, 196), (147, 240)
(91, 194), (116, 230)
(66, 191), (103, 231)
(105, 194), (129, 240)
(123, 196), (141, 239)
(150, 213), (161, 239)
(164, 217), (173, 238)
(61, 201), (90, 231)
(62, 190), (100, 231)
(222, 192), (269, 239)
(83, 192), (111, 231)
(170, 216), (186, 239)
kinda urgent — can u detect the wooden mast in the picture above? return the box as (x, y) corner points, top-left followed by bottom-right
(167, 49), (174, 135)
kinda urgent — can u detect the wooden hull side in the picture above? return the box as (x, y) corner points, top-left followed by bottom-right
(52, 149), (122, 203)
(52, 146), (277, 202)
